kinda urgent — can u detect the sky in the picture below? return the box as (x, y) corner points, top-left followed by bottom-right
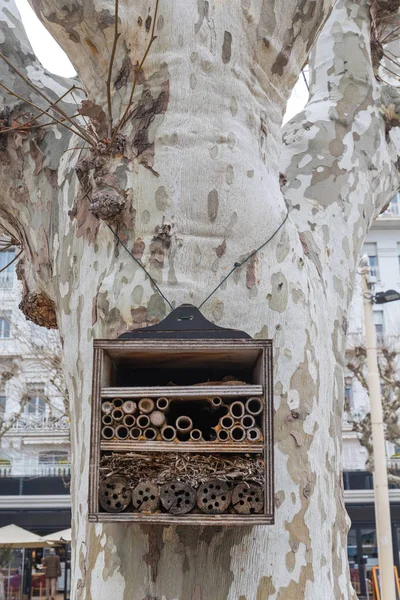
(13, 0), (308, 120)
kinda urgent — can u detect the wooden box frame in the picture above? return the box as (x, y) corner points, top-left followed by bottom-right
(89, 309), (274, 526)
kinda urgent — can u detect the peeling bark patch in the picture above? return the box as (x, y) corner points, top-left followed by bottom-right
(132, 237), (145, 259)
(275, 490), (285, 508)
(155, 186), (169, 211)
(222, 31), (232, 63)
(256, 576), (276, 599)
(207, 189), (219, 222)
(268, 272), (288, 312)
(246, 254), (257, 289)
(19, 292), (57, 329)
(215, 239), (226, 257)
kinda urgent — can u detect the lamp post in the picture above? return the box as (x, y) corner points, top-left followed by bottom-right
(360, 256), (396, 599)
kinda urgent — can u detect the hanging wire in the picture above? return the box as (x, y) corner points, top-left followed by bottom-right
(105, 201), (290, 313)
(104, 223), (174, 311)
(198, 201), (290, 309)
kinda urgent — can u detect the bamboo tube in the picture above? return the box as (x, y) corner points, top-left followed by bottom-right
(123, 414), (135, 427)
(156, 397), (170, 412)
(161, 425), (177, 441)
(138, 398), (155, 414)
(229, 401), (245, 419)
(150, 410), (166, 428)
(217, 429), (229, 442)
(137, 414), (150, 429)
(176, 416), (193, 434)
(245, 397), (263, 416)
(247, 427), (262, 442)
(210, 396), (222, 409)
(221, 415), (234, 430)
(112, 408), (124, 422)
(112, 398), (124, 408)
(144, 427), (157, 440)
(230, 425), (246, 442)
(241, 414), (256, 430)
(101, 401), (113, 414)
(190, 429), (203, 441)
(102, 414), (113, 426)
(130, 427), (141, 440)
(101, 426), (115, 440)
(122, 400), (137, 414)
(115, 425), (129, 440)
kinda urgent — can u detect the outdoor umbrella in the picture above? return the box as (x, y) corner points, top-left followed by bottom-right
(42, 528), (71, 543)
(0, 524), (46, 548)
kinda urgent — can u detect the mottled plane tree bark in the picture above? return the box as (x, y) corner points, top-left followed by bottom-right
(0, 0), (399, 597)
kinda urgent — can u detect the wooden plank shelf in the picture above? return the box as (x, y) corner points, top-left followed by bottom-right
(100, 441), (263, 453)
(101, 385), (263, 399)
(89, 513), (274, 526)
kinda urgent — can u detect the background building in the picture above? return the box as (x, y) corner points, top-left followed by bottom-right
(343, 195), (400, 597)
(0, 240), (71, 535)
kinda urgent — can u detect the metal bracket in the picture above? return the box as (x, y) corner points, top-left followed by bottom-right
(118, 304), (251, 340)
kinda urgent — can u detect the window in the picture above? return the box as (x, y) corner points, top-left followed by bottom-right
(39, 450), (69, 465)
(0, 312), (10, 338)
(0, 248), (15, 288)
(390, 193), (400, 215)
(25, 384), (46, 416)
(374, 310), (384, 343)
(363, 242), (379, 279)
(345, 385), (353, 410)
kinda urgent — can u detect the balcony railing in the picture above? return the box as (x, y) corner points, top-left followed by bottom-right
(0, 463), (71, 478)
(1, 413), (69, 433)
(388, 458), (400, 471)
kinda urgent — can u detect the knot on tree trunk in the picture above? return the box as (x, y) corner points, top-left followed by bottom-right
(89, 188), (127, 221)
(19, 292), (57, 329)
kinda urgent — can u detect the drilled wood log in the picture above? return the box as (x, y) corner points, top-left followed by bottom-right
(197, 480), (231, 514)
(160, 481), (196, 514)
(132, 482), (160, 513)
(232, 483), (264, 514)
(99, 476), (131, 513)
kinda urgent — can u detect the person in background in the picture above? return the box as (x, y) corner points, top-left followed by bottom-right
(42, 548), (61, 600)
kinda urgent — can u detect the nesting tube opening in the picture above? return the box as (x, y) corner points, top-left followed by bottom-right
(138, 398), (155, 414)
(217, 429), (229, 442)
(130, 427), (141, 440)
(247, 427), (261, 442)
(144, 427), (157, 441)
(190, 429), (202, 441)
(102, 414), (113, 426)
(137, 414), (150, 429)
(230, 425), (246, 442)
(176, 416), (193, 433)
(112, 408), (124, 422)
(112, 398), (123, 408)
(115, 425), (129, 440)
(221, 415), (234, 429)
(230, 401), (245, 419)
(101, 426), (114, 440)
(161, 425), (176, 441)
(123, 414), (135, 427)
(156, 397), (169, 412)
(245, 397), (263, 416)
(211, 396), (222, 408)
(241, 415), (255, 429)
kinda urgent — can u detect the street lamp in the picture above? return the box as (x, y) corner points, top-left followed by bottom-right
(360, 256), (397, 599)
(374, 289), (400, 304)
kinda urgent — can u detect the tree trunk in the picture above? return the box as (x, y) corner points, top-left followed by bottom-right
(1, 0), (400, 597)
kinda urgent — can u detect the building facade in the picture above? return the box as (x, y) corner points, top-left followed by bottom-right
(344, 195), (400, 596)
(0, 243), (71, 535)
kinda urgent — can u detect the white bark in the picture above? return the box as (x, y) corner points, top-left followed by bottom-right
(1, 0), (399, 598)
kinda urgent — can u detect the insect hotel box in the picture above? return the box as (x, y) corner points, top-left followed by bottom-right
(89, 305), (274, 525)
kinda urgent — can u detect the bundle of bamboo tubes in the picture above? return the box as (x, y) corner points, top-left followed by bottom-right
(214, 396), (264, 442)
